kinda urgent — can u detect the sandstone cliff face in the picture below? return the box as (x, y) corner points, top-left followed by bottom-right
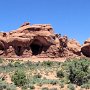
(0, 22), (57, 58)
(0, 22), (85, 58)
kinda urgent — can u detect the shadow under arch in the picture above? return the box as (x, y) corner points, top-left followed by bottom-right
(30, 39), (43, 55)
(30, 36), (51, 55)
(14, 46), (24, 56)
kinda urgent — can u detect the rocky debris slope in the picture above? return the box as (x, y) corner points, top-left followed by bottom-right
(0, 22), (89, 58)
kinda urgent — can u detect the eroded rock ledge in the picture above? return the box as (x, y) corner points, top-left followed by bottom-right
(0, 22), (89, 58)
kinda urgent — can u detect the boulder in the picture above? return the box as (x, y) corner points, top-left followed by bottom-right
(67, 39), (81, 55)
(81, 38), (90, 57)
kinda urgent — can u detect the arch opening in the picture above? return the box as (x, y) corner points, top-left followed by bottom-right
(0, 45), (4, 50)
(0, 43), (4, 51)
(15, 46), (22, 56)
(30, 39), (43, 55)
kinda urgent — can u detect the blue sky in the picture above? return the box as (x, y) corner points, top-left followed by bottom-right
(0, 0), (90, 44)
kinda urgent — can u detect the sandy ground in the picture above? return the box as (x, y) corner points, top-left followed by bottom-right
(1, 57), (90, 90)
(3, 57), (67, 62)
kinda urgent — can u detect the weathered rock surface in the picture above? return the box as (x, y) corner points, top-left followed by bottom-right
(81, 38), (90, 57)
(67, 39), (81, 55)
(0, 22), (86, 58)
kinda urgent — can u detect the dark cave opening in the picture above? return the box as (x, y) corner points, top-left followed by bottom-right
(30, 40), (43, 55)
(0, 44), (4, 55)
(15, 46), (22, 56)
(0, 45), (4, 51)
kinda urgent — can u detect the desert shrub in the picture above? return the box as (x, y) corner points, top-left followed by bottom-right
(67, 84), (75, 90)
(63, 58), (90, 85)
(6, 84), (16, 90)
(49, 80), (58, 85)
(49, 88), (57, 90)
(0, 79), (16, 90)
(81, 84), (90, 89)
(56, 70), (64, 78)
(14, 61), (21, 67)
(29, 85), (35, 89)
(42, 61), (53, 67)
(0, 58), (3, 63)
(22, 83), (34, 90)
(64, 77), (70, 84)
(39, 79), (59, 85)
(34, 73), (42, 78)
(35, 61), (41, 66)
(59, 83), (64, 88)
(28, 76), (59, 87)
(7, 62), (14, 67)
(0, 80), (7, 90)
(11, 70), (27, 86)
(25, 61), (33, 66)
(29, 76), (42, 84)
(37, 82), (43, 87)
(42, 87), (49, 90)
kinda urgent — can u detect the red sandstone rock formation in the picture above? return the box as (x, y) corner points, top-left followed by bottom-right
(67, 39), (81, 55)
(81, 38), (90, 57)
(0, 22), (84, 58)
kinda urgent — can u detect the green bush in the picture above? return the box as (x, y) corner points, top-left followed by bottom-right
(6, 84), (16, 90)
(42, 87), (49, 90)
(34, 73), (42, 78)
(42, 61), (53, 67)
(67, 84), (75, 90)
(0, 80), (7, 90)
(50, 80), (58, 85)
(29, 85), (35, 89)
(0, 79), (16, 90)
(56, 70), (64, 78)
(0, 58), (3, 63)
(49, 88), (57, 90)
(63, 58), (90, 85)
(59, 83), (64, 88)
(7, 62), (14, 67)
(11, 70), (27, 86)
(14, 61), (21, 67)
(81, 84), (90, 89)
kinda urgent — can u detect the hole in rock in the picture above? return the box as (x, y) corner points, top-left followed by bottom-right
(0, 44), (4, 50)
(15, 46), (22, 56)
(30, 40), (43, 55)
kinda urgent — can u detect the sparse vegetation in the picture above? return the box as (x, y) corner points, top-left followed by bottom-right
(67, 84), (75, 90)
(56, 70), (64, 78)
(0, 79), (16, 90)
(60, 83), (64, 88)
(63, 58), (90, 85)
(42, 87), (49, 90)
(11, 70), (27, 86)
(29, 85), (35, 89)
(0, 57), (90, 89)
(0, 58), (3, 63)
(49, 88), (57, 90)
(34, 73), (42, 78)
(81, 84), (90, 89)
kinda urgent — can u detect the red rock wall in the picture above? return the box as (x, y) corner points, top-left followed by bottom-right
(0, 22), (83, 58)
